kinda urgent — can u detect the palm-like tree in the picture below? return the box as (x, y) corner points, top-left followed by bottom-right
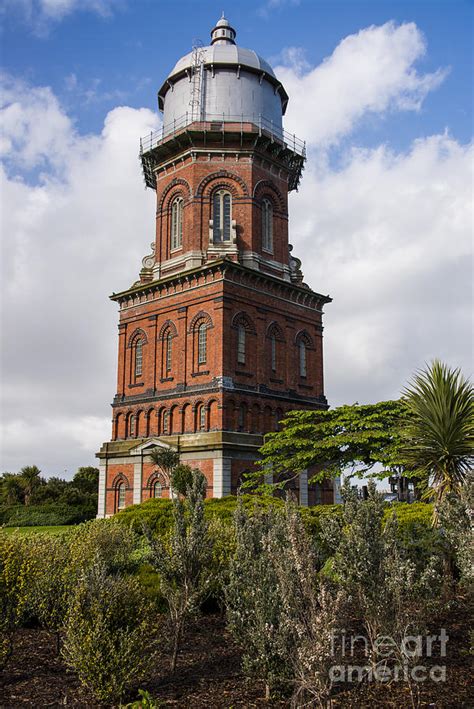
(149, 447), (180, 481)
(19, 465), (42, 506)
(401, 360), (474, 516)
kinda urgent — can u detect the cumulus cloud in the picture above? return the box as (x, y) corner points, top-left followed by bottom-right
(290, 133), (473, 405)
(276, 22), (448, 147)
(1, 0), (122, 34)
(0, 73), (159, 474)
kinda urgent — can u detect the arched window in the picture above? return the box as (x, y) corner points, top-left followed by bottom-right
(237, 324), (246, 365)
(199, 405), (206, 431)
(116, 482), (126, 512)
(198, 322), (207, 364)
(299, 340), (307, 378)
(128, 414), (135, 438)
(165, 331), (173, 373)
(262, 198), (273, 252)
(171, 197), (183, 250)
(213, 190), (231, 242)
(163, 410), (169, 434)
(153, 480), (162, 498)
(134, 339), (143, 378)
(270, 334), (276, 372)
(238, 403), (247, 431)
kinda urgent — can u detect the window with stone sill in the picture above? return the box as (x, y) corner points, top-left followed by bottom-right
(116, 482), (126, 512)
(197, 322), (207, 365)
(212, 190), (232, 242)
(237, 324), (246, 365)
(170, 196), (183, 250)
(262, 198), (273, 253)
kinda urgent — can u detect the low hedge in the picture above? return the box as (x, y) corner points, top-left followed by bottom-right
(0, 503), (96, 527)
(115, 495), (437, 565)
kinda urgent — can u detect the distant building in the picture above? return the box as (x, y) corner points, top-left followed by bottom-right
(96, 15), (335, 516)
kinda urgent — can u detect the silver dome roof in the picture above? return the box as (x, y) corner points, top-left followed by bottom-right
(169, 44), (276, 80)
(158, 44), (288, 114)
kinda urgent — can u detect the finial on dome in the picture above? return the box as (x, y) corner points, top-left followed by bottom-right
(211, 13), (236, 45)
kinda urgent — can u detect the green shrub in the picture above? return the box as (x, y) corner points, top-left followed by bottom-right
(62, 562), (158, 704)
(67, 518), (141, 577)
(0, 502), (95, 527)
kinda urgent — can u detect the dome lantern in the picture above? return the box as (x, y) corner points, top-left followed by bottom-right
(211, 13), (236, 45)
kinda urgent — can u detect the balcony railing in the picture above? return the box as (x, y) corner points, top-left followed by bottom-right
(139, 112), (306, 158)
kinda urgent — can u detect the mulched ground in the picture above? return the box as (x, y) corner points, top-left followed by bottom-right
(0, 604), (471, 708)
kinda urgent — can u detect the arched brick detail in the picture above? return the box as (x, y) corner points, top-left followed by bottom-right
(158, 319), (178, 340)
(253, 179), (286, 212)
(111, 472), (130, 489)
(266, 321), (285, 341)
(231, 311), (256, 334)
(295, 329), (314, 348)
(127, 327), (148, 348)
(188, 310), (214, 333)
(196, 170), (250, 198)
(158, 177), (192, 212)
(146, 470), (169, 488)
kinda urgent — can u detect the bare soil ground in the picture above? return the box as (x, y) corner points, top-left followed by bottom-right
(0, 605), (471, 708)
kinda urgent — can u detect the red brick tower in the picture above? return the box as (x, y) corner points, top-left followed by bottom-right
(97, 16), (334, 516)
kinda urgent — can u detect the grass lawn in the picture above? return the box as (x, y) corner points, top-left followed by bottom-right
(1, 525), (75, 535)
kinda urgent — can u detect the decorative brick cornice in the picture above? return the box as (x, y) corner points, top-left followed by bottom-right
(110, 259), (331, 312)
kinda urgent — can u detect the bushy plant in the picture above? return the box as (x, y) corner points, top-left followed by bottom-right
(62, 562), (158, 704)
(437, 473), (474, 589)
(146, 469), (213, 671)
(67, 518), (141, 577)
(226, 501), (343, 702)
(225, 504), (291, 697)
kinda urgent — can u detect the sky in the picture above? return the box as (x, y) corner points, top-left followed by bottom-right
(0, 0), (472, 478)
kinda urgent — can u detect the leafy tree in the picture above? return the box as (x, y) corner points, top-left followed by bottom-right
(72, 467), (99, 495)
(30, 476), (68, 504)
(18, 465), (42, 505)
(401, 360), (474, 512)
(247, 400), (408, 492)
(0, 473), (25, 505)
(146, 469), (212, 671)
(171, 463), (203, 497)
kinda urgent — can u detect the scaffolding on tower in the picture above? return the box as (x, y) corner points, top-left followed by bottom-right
(189, 40), (205, 122)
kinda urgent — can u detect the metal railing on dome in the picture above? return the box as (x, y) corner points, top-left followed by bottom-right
(139, 113), (306, 158)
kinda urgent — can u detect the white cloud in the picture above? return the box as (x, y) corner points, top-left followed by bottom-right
(290, 133), (473, 405)
(0, 73), (159, 474)
(276, 22), (448, 147)
(1, 0), (122, 34)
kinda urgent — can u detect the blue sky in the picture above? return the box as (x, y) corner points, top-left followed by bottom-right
(1, 0), (472, 476)
(2, 0), (472, 146)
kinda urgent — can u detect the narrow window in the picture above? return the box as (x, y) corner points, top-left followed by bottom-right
(262, 199), (273, 252)
(271, 334), (276, 372)
(116, 482), (126, 511)
(299, 340), (307, 378)
(171, 197), (183, 250)
(153, 480), (162, 498)
(128, 414), (135, 437)
(213, 190), (232, 242)
(199, 406), (206, 431)
(163, 411), (169, 434)
(237, 324), (246, 364)
(134, 340), (143, 378)
(165, 331), (172, 373)
(198, 322), (207, 364)
(238, 403), (246, 431)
